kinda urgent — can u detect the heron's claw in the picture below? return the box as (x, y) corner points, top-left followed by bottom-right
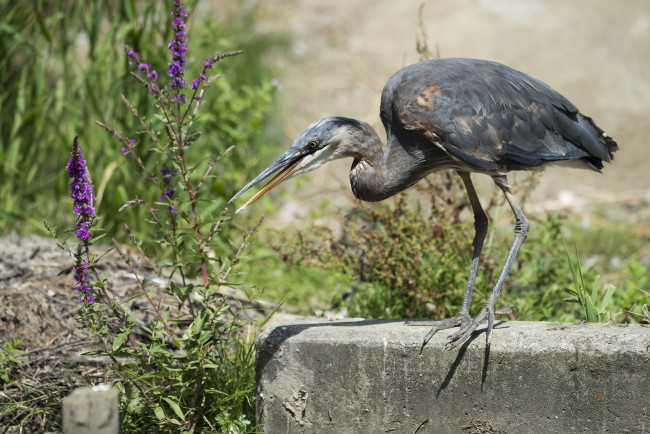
(407, 305), (514, 352)
(406, 312), (471, 353)
(443, 305), (513, 351)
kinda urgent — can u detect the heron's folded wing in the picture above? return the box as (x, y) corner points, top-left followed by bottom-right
(398, 70), (612, 171)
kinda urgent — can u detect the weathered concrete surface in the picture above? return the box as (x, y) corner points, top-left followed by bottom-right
(256, 319), (649, 433)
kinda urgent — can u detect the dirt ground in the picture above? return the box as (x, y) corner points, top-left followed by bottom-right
(0, 235), (100, 431)
(0, 235), (282, 432)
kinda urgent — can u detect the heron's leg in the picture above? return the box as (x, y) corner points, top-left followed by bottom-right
(407, 172), (507, 348)
(456, 171), (488, 315)
(443, 175), (528, 350)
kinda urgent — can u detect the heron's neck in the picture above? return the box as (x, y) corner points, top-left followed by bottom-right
(348, 127), (388, 201)
(349, 128), (453, 202)
(349, 133), (410, 202)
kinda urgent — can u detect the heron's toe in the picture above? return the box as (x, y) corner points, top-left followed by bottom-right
(407, 313), (472, 353)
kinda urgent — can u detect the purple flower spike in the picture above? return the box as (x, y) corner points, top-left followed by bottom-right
(160, 166), (178, 183)
(168, 0), (189, 103)
(190, 72), (206, 90)
(125, 46), (158, 83)
(73, 262), (95, 304)
(126, 48), (140, 65)
(66, 135), (96, 242)
(159, 166), (178, 211)
(67, 135), (97, 304)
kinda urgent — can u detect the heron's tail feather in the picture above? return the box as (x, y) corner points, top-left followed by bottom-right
(573, 113), (618, 171)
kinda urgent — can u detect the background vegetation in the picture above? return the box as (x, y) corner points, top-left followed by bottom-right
(274, 174), (648, 325)
(0, 0), (284, 245)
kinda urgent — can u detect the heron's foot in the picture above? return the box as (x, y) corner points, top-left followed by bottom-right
(442, 304), (514, 351)
(407, 305), (514, 352)
(406, 312), (471, 344)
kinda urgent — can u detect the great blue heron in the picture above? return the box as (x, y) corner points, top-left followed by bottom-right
(230, 58), (618, 351)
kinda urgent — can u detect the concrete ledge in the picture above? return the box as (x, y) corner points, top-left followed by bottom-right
(256, 319), (649, 433)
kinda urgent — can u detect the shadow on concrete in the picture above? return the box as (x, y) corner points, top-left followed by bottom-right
(256, 318), (404, 382)
(433, 321), (508, 397)
(435, 332), (481, 398)
(257, 318), (510, 390)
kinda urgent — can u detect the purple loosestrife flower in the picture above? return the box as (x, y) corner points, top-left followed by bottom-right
(125, 46), (159, 91)
(137, 62), (159, 81)
(168, 0), (188, 103)
(73, 262), (96, 304)
(66, 135), (97, 304)
(190, 53), (234, 92)
(160, 166), (178, 184)
(193, 57), (217, 87)
(127, 49), (139, 65)
(122, 139), (136, 154)
(160, 166), (178, 211)
(66, 136), (95, 242)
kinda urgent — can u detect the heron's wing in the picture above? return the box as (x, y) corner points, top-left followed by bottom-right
(398, 68), (613, 171)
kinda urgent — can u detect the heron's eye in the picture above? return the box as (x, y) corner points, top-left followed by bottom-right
(307, 140), (318, 149)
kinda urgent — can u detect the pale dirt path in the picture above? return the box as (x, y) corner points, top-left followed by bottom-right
(252, 0), (650, 222)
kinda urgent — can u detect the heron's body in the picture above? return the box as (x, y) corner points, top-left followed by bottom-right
(231, 58), (618, 350)
(350, 58), (616, 201)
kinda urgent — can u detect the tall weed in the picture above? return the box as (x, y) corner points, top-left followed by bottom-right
(39, 1), (274, 432)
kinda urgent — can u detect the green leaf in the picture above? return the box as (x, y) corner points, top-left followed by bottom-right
(119, 291), (147, 305)
(584, 295), (597, 322)
(590, 275), (601, 302)
(192, 309), (207, 335)
(163, 397), (186, 422)
(598, 285), (616, 322)
(154, 406), (165, 421)
(92, 233), (108, 243)
(186, 132), (201, 144)
(112, 331), (129, 351)
(203, 363), (220, 369)
(57, 266), (73, 276)
(82, 350), (109, 357)
(6, 357), (22, 367)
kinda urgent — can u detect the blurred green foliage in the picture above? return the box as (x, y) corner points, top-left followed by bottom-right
(277, 172), (649, 324)
(279, 173), (490, 319)
(564, 243), (617, 323)
(0, 0), (287, 245)
(0, 338), (24, 385)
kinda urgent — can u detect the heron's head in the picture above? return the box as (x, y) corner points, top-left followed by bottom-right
(229, 116), (369, 213)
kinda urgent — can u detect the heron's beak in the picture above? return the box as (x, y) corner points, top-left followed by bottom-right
(228, 150), (306, 213)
